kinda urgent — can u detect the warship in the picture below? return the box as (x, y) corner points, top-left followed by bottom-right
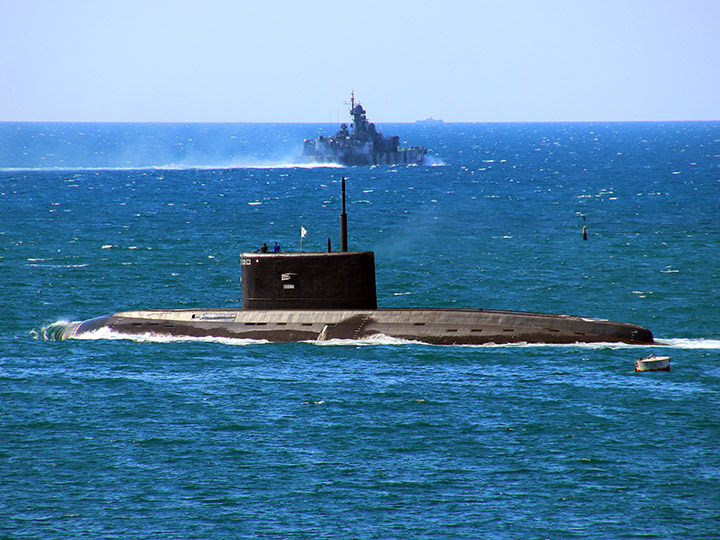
(55, 178), (654, 346)
(300, 94), (427, 166)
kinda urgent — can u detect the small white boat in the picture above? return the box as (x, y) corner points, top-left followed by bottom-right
(635, 355), (671, 372)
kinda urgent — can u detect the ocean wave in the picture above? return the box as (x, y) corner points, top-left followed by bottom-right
(27, 263), (89, 268)
(0, 162), (345, 173)
(309, 334), (424, 347)
(71, 326), (270, 346)
(453, 341), (646, 349)
(423, 155), (446, 166)
(654, 338), (720, 350)
(311, 337), (720, 350)
(33, 320), (80, 341)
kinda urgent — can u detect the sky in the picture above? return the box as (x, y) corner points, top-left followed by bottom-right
(2, 0), (719, 123)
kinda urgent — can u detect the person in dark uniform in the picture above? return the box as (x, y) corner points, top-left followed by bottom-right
(260, 243), (269, 253)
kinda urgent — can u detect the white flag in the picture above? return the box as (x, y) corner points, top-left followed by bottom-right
(300, 226), (307, 238)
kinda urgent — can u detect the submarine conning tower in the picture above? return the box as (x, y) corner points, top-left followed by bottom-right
(240, 251), (377, 310)
(240, 176), (377, 310)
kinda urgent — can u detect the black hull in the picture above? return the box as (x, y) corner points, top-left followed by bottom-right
(59, 308), (654, 346)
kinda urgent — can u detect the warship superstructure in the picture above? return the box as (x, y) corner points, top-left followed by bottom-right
(301, 94), (427, 166)
(55, 178), (654, 346)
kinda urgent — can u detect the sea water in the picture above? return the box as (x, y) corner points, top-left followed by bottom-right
(1, 121), (719, 538)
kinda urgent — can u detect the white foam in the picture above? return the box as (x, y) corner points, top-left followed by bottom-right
(654, 338), (720, 350)
(239, 162), (344, 169)
(74, 326), (269, 346)
(456, 338), (720, 350)
(0, 162), (344, 173)
(33, 320), (79, 340)
(310, 333), (423, 347)
(27, 263), (89, 268)
(424, 155), (445, 166)
(452, 341), (643, 350)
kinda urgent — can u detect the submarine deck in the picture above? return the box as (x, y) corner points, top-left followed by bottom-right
(63, 307), (654, 345)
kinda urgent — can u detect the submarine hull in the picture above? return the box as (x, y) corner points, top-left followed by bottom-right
(54, 187), (654, 348)
(59, 308), (654, 345)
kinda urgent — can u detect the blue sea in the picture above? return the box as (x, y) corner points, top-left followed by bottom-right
(1, 121), (719, 539)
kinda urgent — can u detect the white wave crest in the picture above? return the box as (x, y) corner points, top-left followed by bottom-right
(1, 162), (344, 173)
(310, 333), (423, 347)
(423, 155), (445, 166)
(74, 326), (269, 346)
(33, 320), (79, 340)
(452, 341), (645, 349)
(237, 162), (344, 169)
(654, 338), (720, 350)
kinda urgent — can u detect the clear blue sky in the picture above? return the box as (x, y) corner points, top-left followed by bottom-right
(2, 0), (719, 122)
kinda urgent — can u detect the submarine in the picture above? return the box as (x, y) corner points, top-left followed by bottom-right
(57, 179), (653, 346)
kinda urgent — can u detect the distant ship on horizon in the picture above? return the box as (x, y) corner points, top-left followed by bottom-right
(416, 117), (444, 124)
(300, 93), (427, 166)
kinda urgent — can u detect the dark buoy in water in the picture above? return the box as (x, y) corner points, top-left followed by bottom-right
(582, 215), (588, 241)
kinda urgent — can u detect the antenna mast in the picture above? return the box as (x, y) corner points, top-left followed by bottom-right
(340, 177), (348, 252)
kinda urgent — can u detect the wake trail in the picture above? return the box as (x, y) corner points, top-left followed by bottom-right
(1, 162), (344, 173)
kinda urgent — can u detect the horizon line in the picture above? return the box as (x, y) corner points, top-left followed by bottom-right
(2, 119), (719, 125)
